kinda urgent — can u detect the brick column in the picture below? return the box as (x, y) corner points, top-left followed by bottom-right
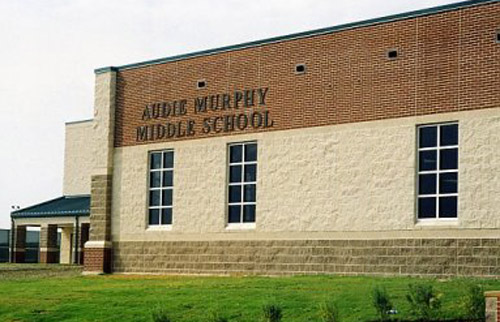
(485, 292), (500, 322)
(39, 224), (58, 264)
(76, 223), (90, 265)
(12, 225), (26, 263)
(83, 68), (116, 274)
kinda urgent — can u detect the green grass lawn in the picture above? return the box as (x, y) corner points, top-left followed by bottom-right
(0, 264), (499, 322)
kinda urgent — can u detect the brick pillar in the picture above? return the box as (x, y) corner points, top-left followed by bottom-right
(76, 223), (90, 265)
(83, 69), (116, 274)
(485, 292), (500, 322)
(12, 225), (26, 263)
(39, 224), (58, 264)
(84, 176), (113, 273)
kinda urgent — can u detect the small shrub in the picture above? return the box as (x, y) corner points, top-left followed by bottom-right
(151, 307), (172, 322)
(406, 283), (442, 320)
(463, 284), (485, 319)
(262, 303), (283, 322)
(208, 310), (229, 322)
(372, 286), (393, 321)
(318, 301), (340, 322)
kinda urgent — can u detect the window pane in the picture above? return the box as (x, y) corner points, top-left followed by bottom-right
(149, 190), (160, 206)
(150, 153), (162, 169)
(149, 209), (160, 225)
(419, 126), (437, 148)
(229, 185), (241, 203)
(244, 184), (256, 202)
(440, 124), (458, 146)
(163, 151), (174, 168)
(244, 164), (257, 182)
(419, 174), (436, 195)
(163, 171), (173, 187)
(439, 173), (458, 194)
(419, 150), (437, 171)
(150, 172), (161, 188)
(161, 208), (172, 225)
(440, 149), (458, 170)
(162, 189), (173, 206)
(229, 165), (242, 183)
(228, 205), (241, 223)
(243, 205), (256, 223)
(439, 196), (457, 218)
(230, 145), (242, 163)
(244, 144), (257, 162)
(418, 197), (436, 219)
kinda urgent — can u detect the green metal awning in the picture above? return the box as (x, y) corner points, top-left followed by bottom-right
(11, 195), (90, 218)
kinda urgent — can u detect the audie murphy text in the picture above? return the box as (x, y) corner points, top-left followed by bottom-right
(137, 87), (273, 141)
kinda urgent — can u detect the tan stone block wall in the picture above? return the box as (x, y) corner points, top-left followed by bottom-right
(92, 72), (116, 176)
(89, 175), (113, 242)
(113, 238), (500, 277)
(112, 107), (500, 240)
(63, 120), (93, 196)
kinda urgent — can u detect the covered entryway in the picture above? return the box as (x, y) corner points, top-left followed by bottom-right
(10, 195), (90, 265)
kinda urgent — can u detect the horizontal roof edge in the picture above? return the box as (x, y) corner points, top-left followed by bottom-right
(94, 0), (499, 74)
(11, 211), (90, 219)
(65, 119), (93, 126)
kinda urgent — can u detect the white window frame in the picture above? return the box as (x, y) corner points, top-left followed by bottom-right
(416, 122), (458, 222)
(226, 141), (257, 230)
(147, 150), (174, 228)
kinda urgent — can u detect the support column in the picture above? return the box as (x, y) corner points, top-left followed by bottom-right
(12, 225), (26, 263)
(78, 223), (90, 265)
(72, 217), (79, 264)
(73, 222), (90, 265)
(84, 68), (116, 274)
(60, 227), (73, 264)
(485, 292), (500, 322)
(39, 224), (58, 264)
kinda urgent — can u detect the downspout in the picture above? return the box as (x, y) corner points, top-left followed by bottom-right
(74, 215), (79, 265)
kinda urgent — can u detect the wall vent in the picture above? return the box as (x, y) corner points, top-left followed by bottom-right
(295, 63), (306, 74)
(197, 80), (206, 89)
(387, 49), (398, 60)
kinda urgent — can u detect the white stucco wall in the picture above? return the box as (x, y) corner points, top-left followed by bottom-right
(63, 120), (93, 196)
(111, 107), (500, 241)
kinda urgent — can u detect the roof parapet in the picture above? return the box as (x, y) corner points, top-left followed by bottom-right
(94, 0), (499, 74)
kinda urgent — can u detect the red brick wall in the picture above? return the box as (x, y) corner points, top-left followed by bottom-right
(84, 248), (112, 273)
(497, 297), (500, 322)
(115, 2), (500, 148)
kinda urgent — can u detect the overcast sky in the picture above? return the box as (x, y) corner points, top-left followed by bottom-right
(0, 0), (460, 229)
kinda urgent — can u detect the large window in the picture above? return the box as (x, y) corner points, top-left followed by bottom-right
(148, 150), (174, 226)
(417, 123), (458, 220)
(227, 142), (257, 226)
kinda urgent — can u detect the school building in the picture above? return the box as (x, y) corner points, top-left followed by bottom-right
(10, 0), (500, 277)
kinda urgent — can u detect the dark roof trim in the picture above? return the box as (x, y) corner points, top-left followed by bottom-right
(12, 213), (89, 219)
(65, 118), (93, 125)
(95, 0), (498, 74)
